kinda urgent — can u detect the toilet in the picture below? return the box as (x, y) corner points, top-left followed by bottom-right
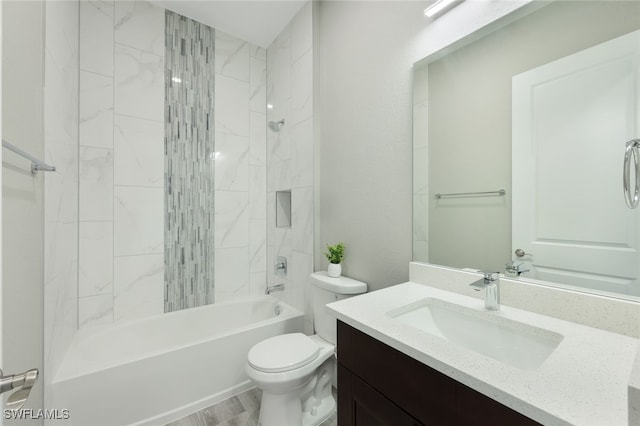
(246, 272), (367, 426)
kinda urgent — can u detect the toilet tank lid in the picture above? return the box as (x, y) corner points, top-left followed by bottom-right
(310, 272), (367, 294)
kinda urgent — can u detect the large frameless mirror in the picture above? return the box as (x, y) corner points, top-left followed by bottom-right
(413, 0), (640, 301)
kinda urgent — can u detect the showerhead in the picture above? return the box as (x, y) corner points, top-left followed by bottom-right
(268, 119), (285, 132)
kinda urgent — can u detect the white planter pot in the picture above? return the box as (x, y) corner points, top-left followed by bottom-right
(327, 263), (342, 278)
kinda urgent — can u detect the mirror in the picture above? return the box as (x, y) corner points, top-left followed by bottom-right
(413, 0), (640, 301)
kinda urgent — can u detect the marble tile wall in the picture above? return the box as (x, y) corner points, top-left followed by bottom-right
(44, 0), (79, 409)
(77, 0), (268, 327)
(78, 0), (165, 327)
(266, 2), (315, 333)
(214, 29), (268, 302)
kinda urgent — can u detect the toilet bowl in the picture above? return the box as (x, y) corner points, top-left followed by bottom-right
(246, 272), (367, 426)
(246, 334), (335, 425)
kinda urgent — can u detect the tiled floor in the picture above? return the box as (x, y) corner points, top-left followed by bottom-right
(166, 387), (338, 426)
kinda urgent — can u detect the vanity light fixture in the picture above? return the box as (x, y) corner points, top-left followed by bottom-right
(424, 0), (464, 19)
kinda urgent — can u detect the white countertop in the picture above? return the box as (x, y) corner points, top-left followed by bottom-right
(327, 281), (640, 426)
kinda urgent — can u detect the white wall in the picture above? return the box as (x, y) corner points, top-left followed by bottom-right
(2, 1), (45, 421)
(316, 1), (422, 291)
(315, 0), (534, 291)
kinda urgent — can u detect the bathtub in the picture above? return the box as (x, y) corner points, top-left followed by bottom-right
(50, 296), (304, 425)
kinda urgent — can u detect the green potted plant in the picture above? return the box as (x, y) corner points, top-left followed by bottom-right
(325, 242), (345, 278)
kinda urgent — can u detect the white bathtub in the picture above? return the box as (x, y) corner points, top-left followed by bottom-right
(51, 296), (304, 425)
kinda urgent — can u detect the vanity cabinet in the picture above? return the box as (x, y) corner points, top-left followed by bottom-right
(336, 321), (540, 426)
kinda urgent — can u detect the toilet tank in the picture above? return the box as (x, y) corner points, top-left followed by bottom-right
(310, 272), (367, 344)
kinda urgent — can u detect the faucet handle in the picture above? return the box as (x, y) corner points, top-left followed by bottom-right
(505, 261), (530, 276)
(483, 272), (500, 282)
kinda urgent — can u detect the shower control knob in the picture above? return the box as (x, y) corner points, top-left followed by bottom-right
(514, 248), (532, 258)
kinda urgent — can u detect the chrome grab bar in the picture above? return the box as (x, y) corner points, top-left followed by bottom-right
(2, 139), (56, 174)
(623, 139), (640, 209)
(434, 189), (506, 199)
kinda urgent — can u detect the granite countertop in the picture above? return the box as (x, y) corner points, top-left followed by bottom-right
(327, 281), (640, 426)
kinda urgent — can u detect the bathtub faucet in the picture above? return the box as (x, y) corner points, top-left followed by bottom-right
(265, 284), (285, 295)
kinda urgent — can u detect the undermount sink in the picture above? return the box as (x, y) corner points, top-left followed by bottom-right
(387, 298), (563, 370)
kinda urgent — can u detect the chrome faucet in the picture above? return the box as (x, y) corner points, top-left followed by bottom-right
(265, 283), (285, 295)
(469, 272), (500, 310)
(505, 260), (530, 277)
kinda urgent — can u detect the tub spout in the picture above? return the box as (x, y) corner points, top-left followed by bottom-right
(265, 284), (284, 295)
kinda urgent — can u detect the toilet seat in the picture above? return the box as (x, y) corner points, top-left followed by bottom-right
(248, 333), (320, 373)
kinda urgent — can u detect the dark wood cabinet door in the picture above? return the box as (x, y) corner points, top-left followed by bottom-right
(338, 364), (422, 426)
(337, 321), (541, 426)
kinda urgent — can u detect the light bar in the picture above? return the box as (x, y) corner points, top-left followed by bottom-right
(424, 0), (464, 18)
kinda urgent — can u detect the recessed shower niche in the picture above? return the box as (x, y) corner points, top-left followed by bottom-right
(276, 190), (292, 228)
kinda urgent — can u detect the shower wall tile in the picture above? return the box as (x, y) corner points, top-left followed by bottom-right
(114, 114), (164, 187)
(44, 0), (79, 392)
(291, 251), (313, 312)
(114, 43), (164, 122)
(216, 74), (250, 136)
(79, 294), (114, 329)
(267, 244), (275, 286)
(250, 219), (267, 273)
(269, 159), (291, 192)
(275, 227), (292, 261)
(270, 98), (292, 162)
(215, 191), (250, 248)
(215, 248), (251, 302)
(80, 0), (114, 76)
(291, 1), (312, 63)
(114, 0), (164, 56)
(267, 191), (275, 251)
(292, 186), (314, 255)
(80, 70), (113, 149)
(44, 145), (79, 227)
(114, 254), (164, 322)
(251, 45), (267, 61)
(215, 30), (250, 81)
(272, 27), (292, 104)
(79, 222), (113, 297)
(79, 147), (113, 222)
(291, 50), (313, 125)
(250, 271), (267, 296)
(215, 132), (250, 191)
(114, 186), (164, 256)
(250, 165), (267, 219)
(266, 5), (313, 320)
(250, 112), (267, 166)
(250, 57), (267, 113)
(291, 117), (313, 188)
(266, 45), (275, 100)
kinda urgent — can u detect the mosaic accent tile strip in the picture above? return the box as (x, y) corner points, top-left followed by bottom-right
(165, 10), (216, 312)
